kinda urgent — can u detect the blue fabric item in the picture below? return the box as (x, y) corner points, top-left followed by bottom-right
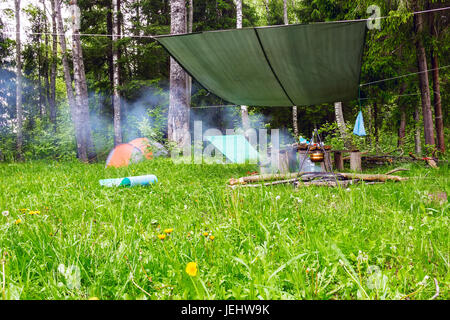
(353, 111), (366, 136)
(299, 136), (309, 144)
(206, 135), (259, 163)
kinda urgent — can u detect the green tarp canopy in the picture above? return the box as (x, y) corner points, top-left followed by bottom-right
(155, 21), (366, 107)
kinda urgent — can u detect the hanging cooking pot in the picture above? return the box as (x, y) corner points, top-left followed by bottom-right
(310, 150), (324, 162)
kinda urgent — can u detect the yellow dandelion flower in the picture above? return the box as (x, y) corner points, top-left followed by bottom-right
(185, 262), (197, 277)
(28, 210), (40, 215)
(157, 234), (166, 240)
(209, 235), (215, 241)
(164, 228), (173, 234)
(15, 218), (22, 225)
(203, 232), (209, 237)
(19, 208), (28, 213)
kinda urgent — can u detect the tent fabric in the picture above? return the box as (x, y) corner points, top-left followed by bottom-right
(105, 138), (154, 168)
(105, 143), (143, 168)
(128, 137), (153, 160)
(155, 21), (366, 107)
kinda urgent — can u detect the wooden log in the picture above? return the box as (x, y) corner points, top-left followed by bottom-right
(425, 158), (438, 169)
(278, 151), (290, 173)
(334, 151), (344, 171)
(319, 151), (332, 171)
(350, 151), (362, 172)
(228, 170), (407, 187)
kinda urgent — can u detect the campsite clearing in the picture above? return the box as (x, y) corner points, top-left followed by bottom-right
(0, 159), (448, 300)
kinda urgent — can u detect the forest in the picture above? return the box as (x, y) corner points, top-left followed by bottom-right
(0, 0), (448, 161)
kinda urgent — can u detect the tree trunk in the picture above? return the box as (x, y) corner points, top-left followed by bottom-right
(236, 0), (242, 28)
(37, 11), (43, 119)
(186, 0), (193, 112)
(42, 0), (50, 119)
(50, 0), (58, 129)
(283, 0), (298, 138)
(292, 106), (298, 138)
(168, 0), (189, 147)
(414, 13), (435, 150)
(430, 13), (444, 153)
(15, 0), (23, 161)
(112, 0), (122, 146)
(283, 0), (288, 25)
(367, 104), (372, 147)
(373, 101), (379, 146)
(397, 83), (407, 147)
(107, 1), (114, 89)
(264, 0), (270, 24)
(398, 106), (406, 147)
(414, 102), (422, 156)
(334, 102), (353, 150)
(71, 0), (96, 162)
(56, 0), (83, 159)
(431, 51), (444, 153)
(235, 0), (249, 132)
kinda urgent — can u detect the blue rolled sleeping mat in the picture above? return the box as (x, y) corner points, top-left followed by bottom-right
(99, 175), (158, 187)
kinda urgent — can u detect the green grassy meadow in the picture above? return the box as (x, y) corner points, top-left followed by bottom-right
(0, 159), (448, 300)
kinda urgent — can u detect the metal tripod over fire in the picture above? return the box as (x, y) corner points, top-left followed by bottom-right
(297, 128), (342, 186)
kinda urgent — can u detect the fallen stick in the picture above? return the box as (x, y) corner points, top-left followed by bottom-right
(228, 172), (306, 186)
(385, 168), (409, 175)
(228, 178), (300, 189)
(338, 173), (408, 182)
(296, 180), (355, 188)
(430, 278), (439, 300)
(425, 158), (438, 169)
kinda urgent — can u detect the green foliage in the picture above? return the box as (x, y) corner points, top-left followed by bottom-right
(22, 106), (77, 161)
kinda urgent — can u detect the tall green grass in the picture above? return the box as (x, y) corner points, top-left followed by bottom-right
(0, 159), (448, 300)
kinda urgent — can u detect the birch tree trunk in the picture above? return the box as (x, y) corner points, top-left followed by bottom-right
(50, 0), (58, 129)
(15, 0), (23, 161)
(185, 0), (193, 112)
(283, 0), (298, 138)
(71, 0), (96, 162)
(414, 13), (435, 150)
(37, 11), (43, 118)
(283, 0), (288, 25)
(264, 0), (270, 24)
(168, 0), (189, 147)
(235, 0), (249, 132)
(334, 102), (354, 150)
(112, 0), (122, 146)
(56, 0), (83, 159)
(42, 0), (50, 119)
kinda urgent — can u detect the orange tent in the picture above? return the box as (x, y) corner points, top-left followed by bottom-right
(128, 138), (153, 160)
(105, 138), (153, 168)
